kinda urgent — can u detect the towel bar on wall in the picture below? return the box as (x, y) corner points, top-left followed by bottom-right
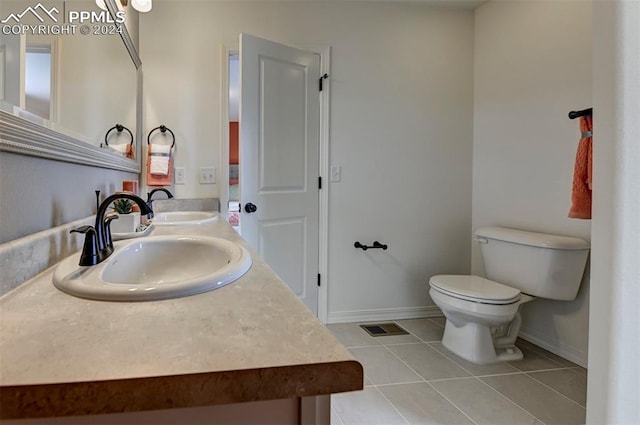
(147, 125), (176, 148)
(354, 241), (388, 251)
(103, 124), (133, 147)
(568, 107), (592, 119)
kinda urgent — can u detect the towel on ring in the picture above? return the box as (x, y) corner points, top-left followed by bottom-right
(109, 143), (128, 154)
(149, 144), (172, 175)
(568, 115), (593, 219)
(109, 143), (135, 160)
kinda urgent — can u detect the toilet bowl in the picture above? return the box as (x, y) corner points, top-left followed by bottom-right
(428, 226), (589, 365)
(429, 275), (533, 364)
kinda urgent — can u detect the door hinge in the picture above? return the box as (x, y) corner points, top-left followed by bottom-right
(319, 73), (328, 91)
(317, 274), (321, 287)
(318, 176), (322, 190)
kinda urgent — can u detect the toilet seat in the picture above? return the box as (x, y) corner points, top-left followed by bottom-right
(429, 275), (520, 305)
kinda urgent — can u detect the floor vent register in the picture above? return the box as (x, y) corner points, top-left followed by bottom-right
(359, 323), (409, 337)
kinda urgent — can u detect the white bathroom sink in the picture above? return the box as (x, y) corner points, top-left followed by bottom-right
(53, 235), (252, 301)
(152, 211), (219, 225)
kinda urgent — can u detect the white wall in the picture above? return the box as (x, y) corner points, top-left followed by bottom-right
(140, 1), (475, 322)
(588, 1), (640, 423)
(473, 1), (592, 366)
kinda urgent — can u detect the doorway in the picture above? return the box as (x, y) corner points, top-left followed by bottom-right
(221, 35), (331, 320)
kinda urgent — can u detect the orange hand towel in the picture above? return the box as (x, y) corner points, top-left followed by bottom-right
(568, 116), (593, 219)
(126, 144), (135, 160)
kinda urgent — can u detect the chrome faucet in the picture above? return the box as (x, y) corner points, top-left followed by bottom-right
(146, 188), (174, 218)
(71, 193), (152, 266)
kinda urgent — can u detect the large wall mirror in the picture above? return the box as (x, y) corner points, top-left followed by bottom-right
(0, 0), (141, 172)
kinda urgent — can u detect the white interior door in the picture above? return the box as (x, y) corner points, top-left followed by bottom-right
(240, 33), (320, 315)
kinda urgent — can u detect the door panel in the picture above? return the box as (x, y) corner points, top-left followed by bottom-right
(260, 57), (307, 191)
(240, 33), (320, 314)
(259, 217), (307, 297)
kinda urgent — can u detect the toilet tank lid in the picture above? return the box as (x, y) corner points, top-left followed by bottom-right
(474, 226), (590, 250)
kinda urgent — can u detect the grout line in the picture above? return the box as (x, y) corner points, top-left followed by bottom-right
(525, 372), (587, 409)
(345, 344), (385, 349)
(330, 405), (346, 425)
(425, 380), (481, 425)
(510, 365), (577, 374)
(420, 344), (479, 377)
(466, 371), (528, 379)
(373, 380), (430, 388)
(472, 376), (543, 423)
(423, 375), (483, 383)
(381, 345), (428, 383)
(408, 334), (443, 345)
(371, 386), (412, 425)
(382, 341), (424, 347)
(567, 366), (588, 376)
(428, 318), (446, 328)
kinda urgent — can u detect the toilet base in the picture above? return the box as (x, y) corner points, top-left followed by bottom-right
(442, 320), (523, 365)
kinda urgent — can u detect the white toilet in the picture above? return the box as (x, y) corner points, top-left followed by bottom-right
(429, 226), (589, 365)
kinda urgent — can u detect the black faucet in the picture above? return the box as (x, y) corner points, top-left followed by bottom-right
(146, 188), (174, 218)
(71, 193), (152, 266)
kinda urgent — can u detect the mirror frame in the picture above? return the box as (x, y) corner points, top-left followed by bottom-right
(0, 0), (142, 173)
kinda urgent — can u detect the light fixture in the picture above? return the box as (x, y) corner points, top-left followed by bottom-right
(131, 0), (152, 12)
(95, 0), (151, 12)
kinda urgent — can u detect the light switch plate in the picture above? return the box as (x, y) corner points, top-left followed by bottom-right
(175, 167), (185, 185)
(330, 165), (342, 182)
(199, 167), (216, 184)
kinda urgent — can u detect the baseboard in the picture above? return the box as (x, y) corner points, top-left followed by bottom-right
(327, 306), (442, 324)
(519, 327), (588, 368)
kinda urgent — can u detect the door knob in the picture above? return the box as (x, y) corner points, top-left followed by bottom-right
(244, 202), (258, 213)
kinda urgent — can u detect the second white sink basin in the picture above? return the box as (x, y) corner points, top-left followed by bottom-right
(53, 235), (252, 301)
(152, 211), (219, 225)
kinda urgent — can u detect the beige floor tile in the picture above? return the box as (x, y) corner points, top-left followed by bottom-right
(371, 333), (421, 345)
(327, 322), (420, 347)
(509, 345), (566, 372)
(395, 319), (445, 342)
(332, 387), (408, 425)
(327, 323), (383, 348)
(379, 382), (475, 425)
(527, 369), (587, 406)
(387, 343), (470, 381)
(570, 366), (588, 377)
(428, 316), (446, 327)
(330, 322), (587, 425)
(481, 374), (586, 425)
(349, 346), (423, 385)
(429, 342), (521, 376)
(431, 377), (537, 425)
(332, 407), (345, 425)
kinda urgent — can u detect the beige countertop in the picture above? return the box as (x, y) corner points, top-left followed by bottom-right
(0, 217), (363, 419)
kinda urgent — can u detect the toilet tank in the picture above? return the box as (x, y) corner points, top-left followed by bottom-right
(475, 226), (590, 300)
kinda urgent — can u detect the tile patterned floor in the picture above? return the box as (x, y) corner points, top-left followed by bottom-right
(327, 319), (587, 425)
